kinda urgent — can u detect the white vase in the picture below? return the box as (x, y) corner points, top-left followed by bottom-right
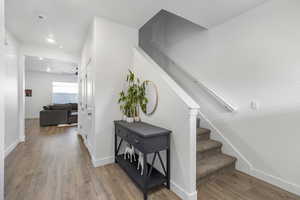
(134, 116), (140, 122)
(126, 117), (134, 123)
(122, 115), (127, 121)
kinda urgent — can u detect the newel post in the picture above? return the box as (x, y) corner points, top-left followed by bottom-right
(187, 108), (199, 200)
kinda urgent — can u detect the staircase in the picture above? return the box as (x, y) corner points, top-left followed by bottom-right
(196, 127), (237, 186)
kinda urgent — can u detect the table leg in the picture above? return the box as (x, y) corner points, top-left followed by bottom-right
(143, 153), (148, 199)
(143, 191), (148, 200)
(167, 148), (170, 189)
(114, 133), (117, 163)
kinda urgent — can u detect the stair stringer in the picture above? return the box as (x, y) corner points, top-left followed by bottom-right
(197, 110), (300, 196)
(197, 110), (253, 174)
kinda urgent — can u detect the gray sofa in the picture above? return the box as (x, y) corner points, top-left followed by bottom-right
(39, 103), (78, 127)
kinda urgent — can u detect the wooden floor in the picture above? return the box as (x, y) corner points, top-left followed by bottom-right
(5, 119), (300, 200)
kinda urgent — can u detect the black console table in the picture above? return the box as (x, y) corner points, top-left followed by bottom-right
(114, 120), (171, 200)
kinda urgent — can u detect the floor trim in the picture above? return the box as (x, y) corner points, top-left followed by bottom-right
(90, 155), (198, 199)
(198, 112), (300, 197)
(5, 139), (20, 158)
(19, 135), (25, 143)
(171, 181), (197, 200)
(92, 155), (114, 168)
(248, 168), (300, 196)
(78, 132), (115, 168)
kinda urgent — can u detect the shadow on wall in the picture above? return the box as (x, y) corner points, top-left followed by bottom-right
(139, 10), (207, 52)
(139, 11), (229, 116)
(140, 43), (226, 114)
(138, 4), (300, 194)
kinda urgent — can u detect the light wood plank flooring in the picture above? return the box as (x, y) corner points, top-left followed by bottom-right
(5, 119), (300, 200)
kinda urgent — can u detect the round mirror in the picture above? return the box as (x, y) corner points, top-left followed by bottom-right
(141, 80), (158, 116)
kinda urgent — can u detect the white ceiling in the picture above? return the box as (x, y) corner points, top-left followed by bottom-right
(25, 56), (78, 75)
(6, 0), (267, 56)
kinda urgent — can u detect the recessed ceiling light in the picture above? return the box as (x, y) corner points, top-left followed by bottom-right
(46, 67), (51, 72)
(46, 37), (56, 44)
(59, 45), (63, 49)
(39, 57), (43, 60)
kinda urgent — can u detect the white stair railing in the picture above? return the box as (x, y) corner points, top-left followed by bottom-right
(141, 43), (237, 112)
(193, 80), (237, 112)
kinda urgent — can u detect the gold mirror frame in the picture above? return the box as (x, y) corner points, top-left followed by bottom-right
(141, 80), (158, 116)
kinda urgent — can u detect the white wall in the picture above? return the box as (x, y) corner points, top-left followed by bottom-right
(25, 71), (77, 119)
(133, 48), (199, 200)
(0, 0), (5, 197)
(141, 0), (300, 195)
(92, 17), (138, 163)
(79, 17), (139, 165)
(4, 31), (20, 156)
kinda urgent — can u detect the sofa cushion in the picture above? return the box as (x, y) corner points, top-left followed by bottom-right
(40, 110), (69, 126)
(49, 104), (72, 110)
(69, 103), (78, 111)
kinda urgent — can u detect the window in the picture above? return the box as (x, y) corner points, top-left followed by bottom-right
(52, 82), (78, 104)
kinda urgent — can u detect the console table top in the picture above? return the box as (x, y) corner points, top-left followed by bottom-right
(114, 120), (171, 138)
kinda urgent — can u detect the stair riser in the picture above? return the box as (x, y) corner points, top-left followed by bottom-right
(196, 163), (236, 186)
(197, 148), (221, 160)
(197, 132), (210, 141)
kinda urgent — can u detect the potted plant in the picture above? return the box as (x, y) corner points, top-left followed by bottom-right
(118, 90), (128, 121)
(118, 70), (148, 123)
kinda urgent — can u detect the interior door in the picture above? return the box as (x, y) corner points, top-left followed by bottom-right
(78, 74), (85, 131)
(79, 69), (87, 138)
(83, 58), (93, 148)
(86, 59), (94, 144)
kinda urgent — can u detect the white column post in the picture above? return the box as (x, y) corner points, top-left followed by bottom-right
(186, 108), (199, 200)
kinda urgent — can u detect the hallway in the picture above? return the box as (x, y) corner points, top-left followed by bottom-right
(5, 120), (300, 200)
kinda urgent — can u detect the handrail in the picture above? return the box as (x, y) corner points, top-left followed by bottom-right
(134, 47), (200, 110)
(166, 55), (237, 112)
(140, 43), (237, 112)
(193, 80), (237, 112)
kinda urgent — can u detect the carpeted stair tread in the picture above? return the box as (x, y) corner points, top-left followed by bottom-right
(197, 128), (211, 141)
(197, 140), (222, 153)
(197, 153), (236, 179)
(197, 128), (210, 135)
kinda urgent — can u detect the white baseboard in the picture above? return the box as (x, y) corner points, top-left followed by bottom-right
(198, 112), (253, 170)
(79, 133), (94, 158)
(246, 168), (300, 196)
(5, 139), (20, 158)
(171, 181), (197, 200)
(92, 155), (114, 168)
(77, 132), (112, 168)
(91, 155), (198, 200)
(90, 154), (198, 200)
(85, 140), (94, 159)
(19, 136), (25, 142)
(198, 112), (300, 196)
